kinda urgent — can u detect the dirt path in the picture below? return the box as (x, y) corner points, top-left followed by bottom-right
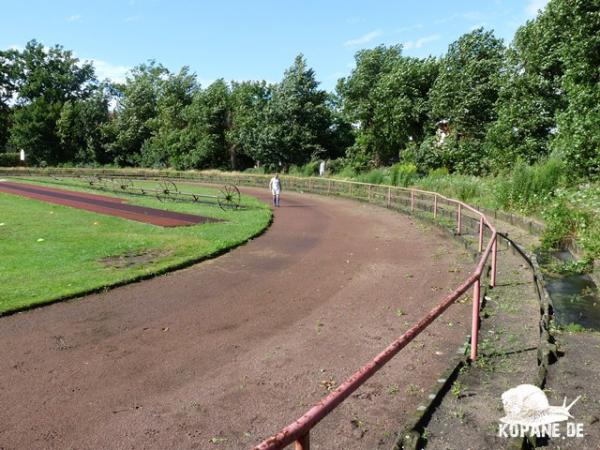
(0, 181), (216, 226)
(0, 189), (473, 450)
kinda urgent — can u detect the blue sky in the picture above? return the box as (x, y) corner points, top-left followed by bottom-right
(2, 0), (548, 91)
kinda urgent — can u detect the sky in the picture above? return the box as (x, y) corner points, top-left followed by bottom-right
(2, 0), (549, 91)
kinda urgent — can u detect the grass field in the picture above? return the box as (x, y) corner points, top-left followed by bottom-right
(0, 177), (272, 314)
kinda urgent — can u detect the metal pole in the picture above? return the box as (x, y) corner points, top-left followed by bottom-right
(491, 236), (497, 287)
(433, 194), (437, 219)
(295, 433), (310, 450)
(387, 186), (391, 208)
(411, 190), (414, 212)
(457, 204), (462, 234)
(478, 217), (484, 252)
(470, 278), (481, 361)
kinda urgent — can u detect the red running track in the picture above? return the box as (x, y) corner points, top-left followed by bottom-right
(0, 181), (219, 227)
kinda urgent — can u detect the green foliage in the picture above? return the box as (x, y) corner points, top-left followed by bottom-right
(428, 29), (505, 140)
(0, 152), (20, 166)
(390, 162), (417, 187)
(326, 158), (345, 174)
(358, 168), (386, 184)
(338, 46), (438, 165)
(541, 199), (587, 249)
(415, 173), (483, 203)
(494, 158), (566, 210)
(7, 41), (98, 165)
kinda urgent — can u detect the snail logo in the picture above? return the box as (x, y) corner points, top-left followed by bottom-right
(497, 384), (584, 438)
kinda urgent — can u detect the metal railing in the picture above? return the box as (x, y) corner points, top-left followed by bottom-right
(0, 167), (498, 450)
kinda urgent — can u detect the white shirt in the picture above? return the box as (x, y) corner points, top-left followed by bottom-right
(269, 177), (281, 194)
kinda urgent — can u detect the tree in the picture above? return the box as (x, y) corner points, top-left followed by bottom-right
(0, 48), (18, 151)
(547, 0), (600, 179)
(251, 54), (332, 169)
(8, 40), (96, 164)
(337, 45), (403, 167)
(139, 67), (198, 167)
(424, 29), (505, 173)
(485, 7), (567, 170)
(56, 87), (111, 165)
(107, 61), (167, 165)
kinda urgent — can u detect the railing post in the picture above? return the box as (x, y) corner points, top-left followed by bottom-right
(457, 204), (462, 234)
(327, 180), (331, 195)
(410, 190), (415, 212)
(387, 186), (391, 208)
(368, 184), (372, 201)
(433, 194), (437, 219)
(491, 236), (497, 287)
(478, 217), (484, 252)
(470, 277), (481, 361)
(295, 433), (310, 450)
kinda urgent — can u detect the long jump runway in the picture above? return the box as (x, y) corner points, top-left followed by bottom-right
(0, 181), (216, 227)
(0, 187), (472, 449)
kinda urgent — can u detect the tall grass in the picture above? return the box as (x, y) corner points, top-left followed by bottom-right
(494, 158), (566, 211)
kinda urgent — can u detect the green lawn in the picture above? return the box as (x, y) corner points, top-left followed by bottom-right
(0, 177), (272, 314)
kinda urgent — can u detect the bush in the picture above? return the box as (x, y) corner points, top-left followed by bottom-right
(494, 158), (566, 210)
(390, 163), (417, 187)
(358, 168), (386, 185)
(541, 199), (588, 250)
(302, 161), (320, 177)
(326, 158), (345, 175)
(415, 173), (483, 203)
(0, 153), (21, 167)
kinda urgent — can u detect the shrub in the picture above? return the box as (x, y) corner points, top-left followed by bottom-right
(541, 199), (588, 250)
(359, 168), (386, 185)
(0, 153), (21, 167)
(326, 158), (345, 174)
(494, 157), (566, 211)
(302, 161), (320, 177)
(390, 163), (417, 187)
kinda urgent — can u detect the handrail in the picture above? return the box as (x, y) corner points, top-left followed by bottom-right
(0, 167), (498, 450)
(252, 191), (497, 450)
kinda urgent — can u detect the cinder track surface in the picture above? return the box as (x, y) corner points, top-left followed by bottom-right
(0, 181), (216, 227)
(0, 188), (471, 449)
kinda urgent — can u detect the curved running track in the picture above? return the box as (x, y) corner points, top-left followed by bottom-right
(0, 188), (471, 449)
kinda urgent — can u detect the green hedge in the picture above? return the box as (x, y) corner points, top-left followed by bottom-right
(0, 153), (21, 167)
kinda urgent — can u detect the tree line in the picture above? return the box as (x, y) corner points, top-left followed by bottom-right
(0, 0), (598, 179)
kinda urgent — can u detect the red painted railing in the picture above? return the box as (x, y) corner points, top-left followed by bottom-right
(253, 187), (497, 450)
(0, 168), (499, 450)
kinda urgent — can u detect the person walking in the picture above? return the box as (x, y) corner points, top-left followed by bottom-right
(269, 173), (282, 207)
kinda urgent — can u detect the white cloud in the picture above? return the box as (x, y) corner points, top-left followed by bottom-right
(89, 59), (131, 83)
(396, 24), (423, 33)
(66, 14), (82, 22)
(525, 0), (549, 18)
(403, 34), (441, 51)
(343, 30), (383, 47)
